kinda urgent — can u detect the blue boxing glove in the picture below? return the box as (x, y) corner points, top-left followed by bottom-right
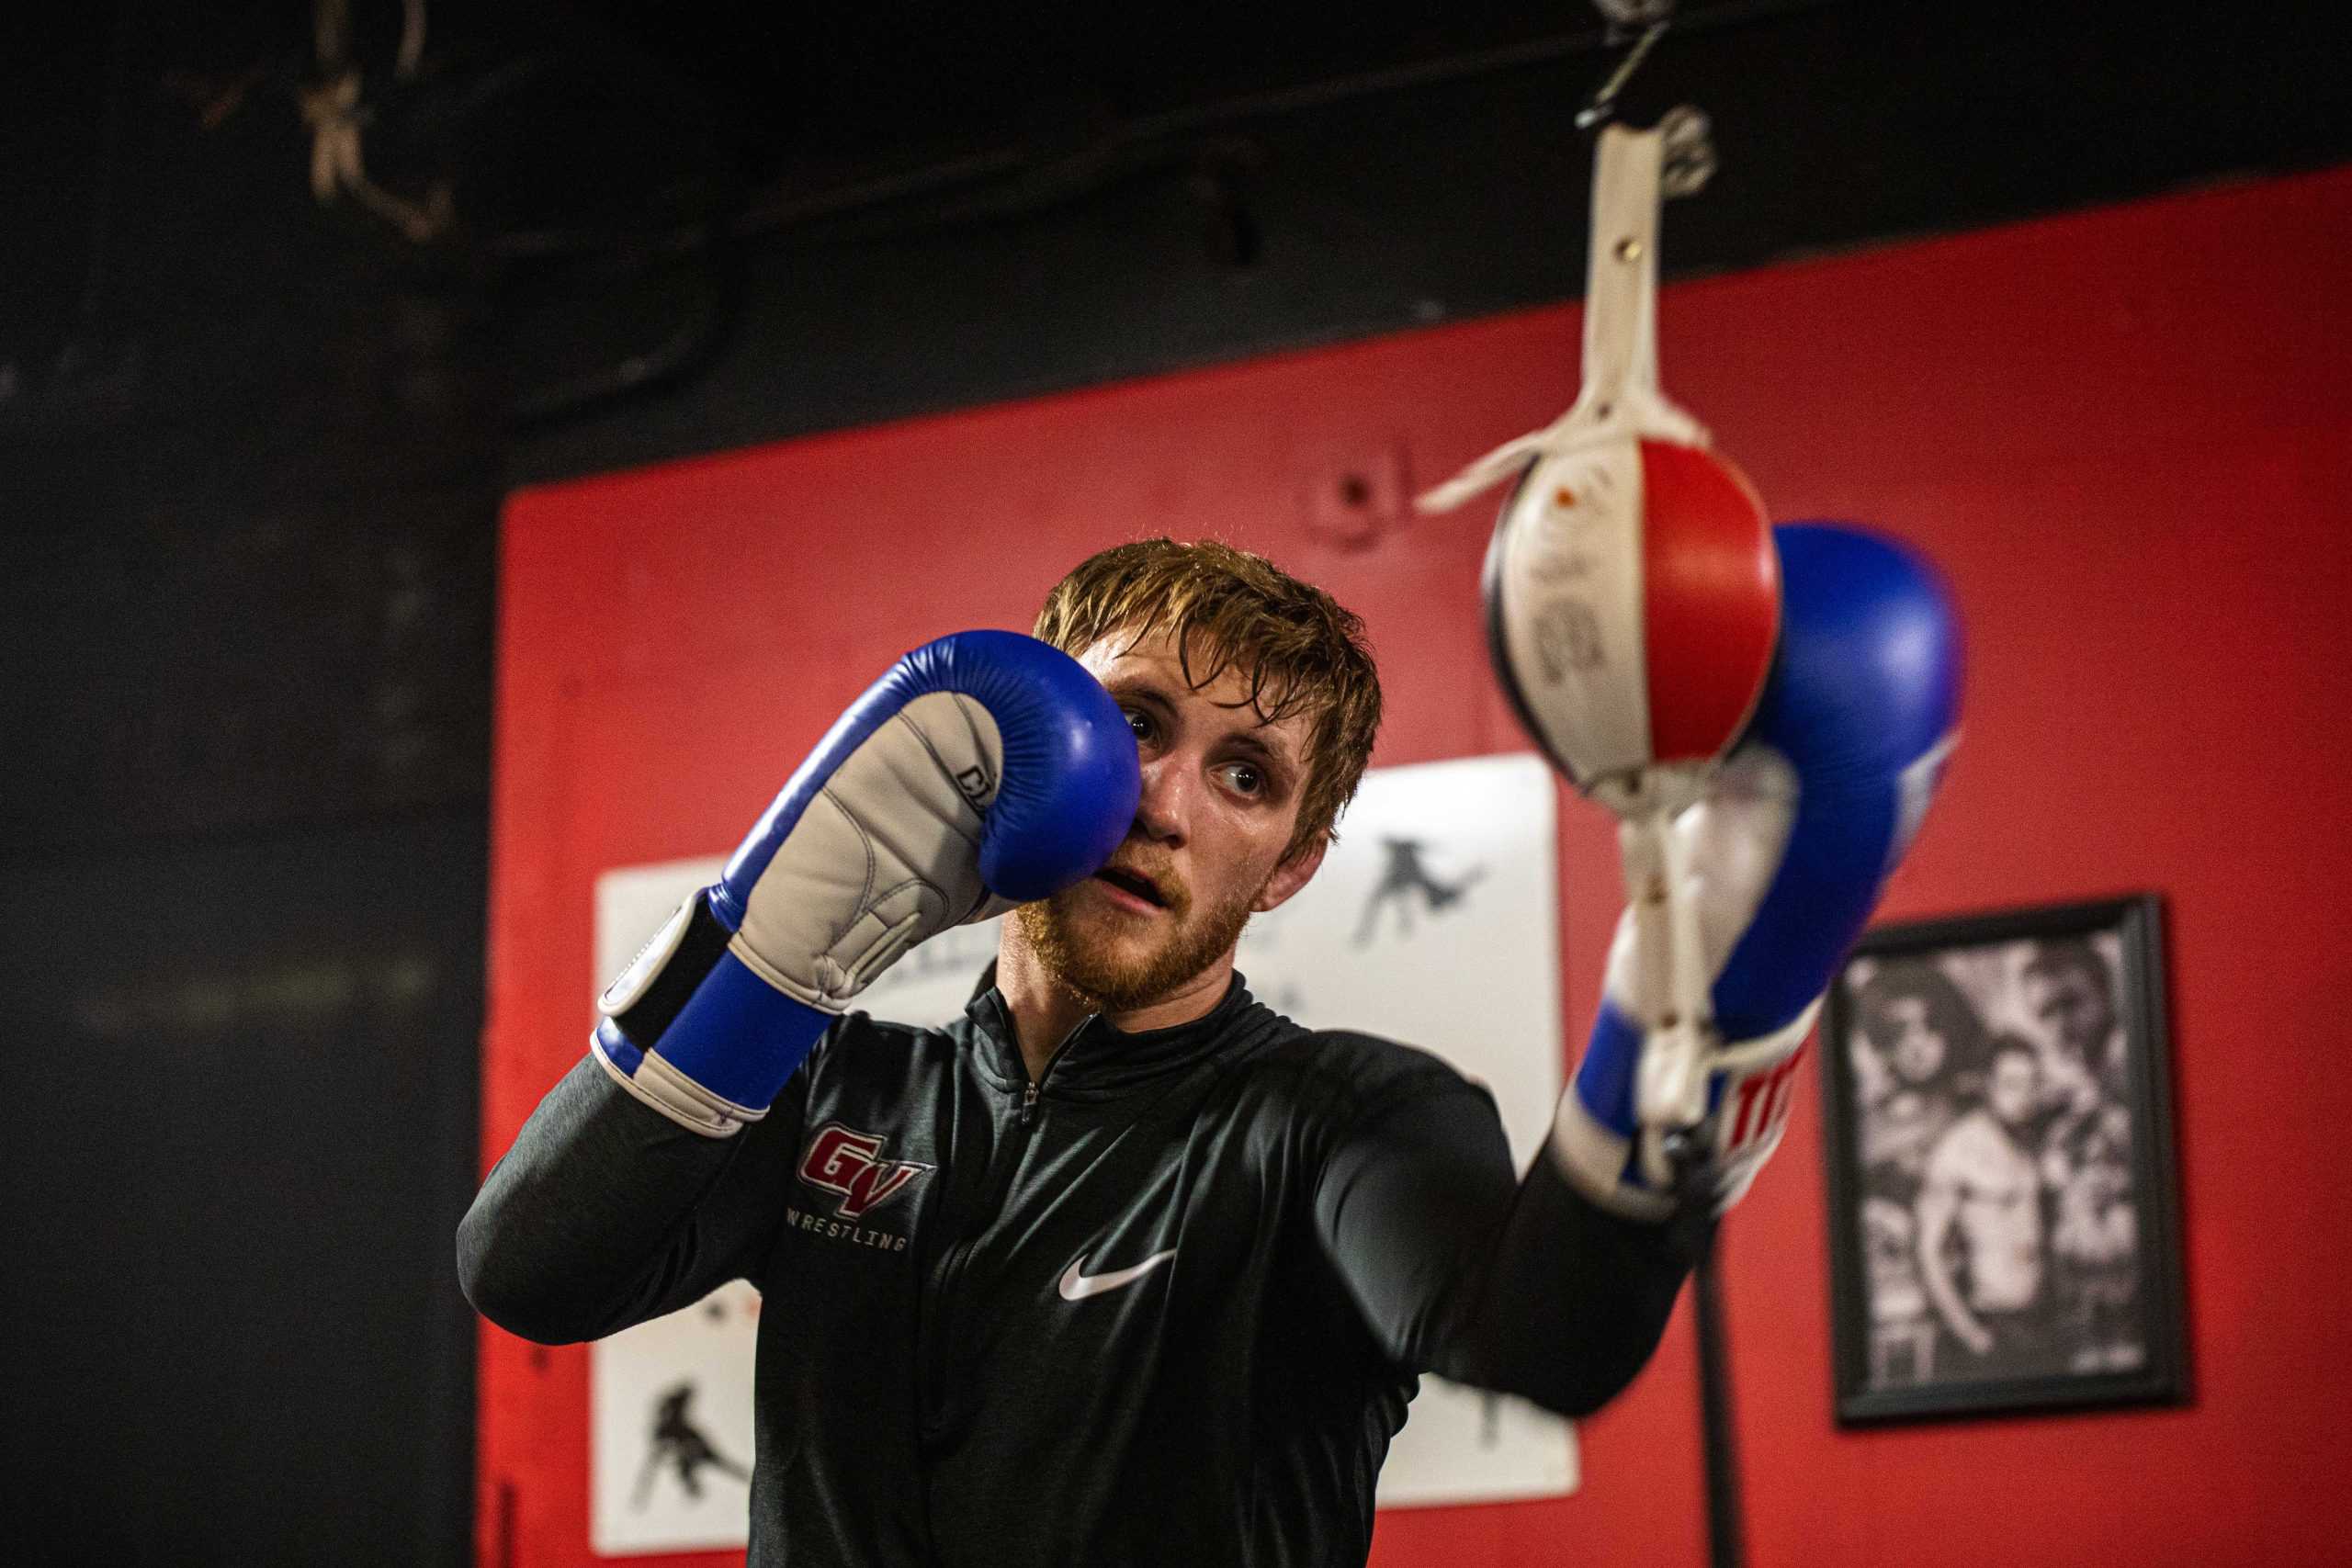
(592, 631), (1140, 1136)
(1552, 525), (1962, 1217)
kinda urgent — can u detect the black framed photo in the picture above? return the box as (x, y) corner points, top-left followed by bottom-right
(1820, 894), (2187, 1424)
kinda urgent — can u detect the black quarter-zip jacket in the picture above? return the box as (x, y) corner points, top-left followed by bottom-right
(460, 975), (1702, 1566)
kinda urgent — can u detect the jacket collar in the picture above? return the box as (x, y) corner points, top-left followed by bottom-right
(961, 963), (1275, 1101)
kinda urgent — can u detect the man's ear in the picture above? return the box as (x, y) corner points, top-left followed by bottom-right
(1251, 834), (1329, 914)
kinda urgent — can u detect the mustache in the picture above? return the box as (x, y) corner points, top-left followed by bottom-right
(1093, 847), (1188, 914)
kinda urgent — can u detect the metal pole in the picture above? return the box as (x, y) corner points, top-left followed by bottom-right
(1692, 1229), (1746, 1568)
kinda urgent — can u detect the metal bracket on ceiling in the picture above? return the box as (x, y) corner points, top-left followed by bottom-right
(1575, 2), (1713, 199)
(1575, 0), (1677, 130)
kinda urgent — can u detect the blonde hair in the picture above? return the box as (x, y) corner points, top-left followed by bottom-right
(1034, 538), (1383, 861)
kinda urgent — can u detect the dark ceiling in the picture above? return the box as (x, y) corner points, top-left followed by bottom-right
(4, 0), (2346, 470)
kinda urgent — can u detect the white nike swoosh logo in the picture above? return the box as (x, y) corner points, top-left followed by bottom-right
(1057, 1248), (1177, 1302)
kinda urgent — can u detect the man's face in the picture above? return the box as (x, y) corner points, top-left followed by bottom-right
(1880, 995), (1948, 1085)
(1012, 627), (1325, 1011)
(1988, 1051), (2040, 1128)
(2026, 963), (2112, 1061)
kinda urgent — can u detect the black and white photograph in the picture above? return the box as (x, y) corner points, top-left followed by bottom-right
(1821, 896), (2187, 1424)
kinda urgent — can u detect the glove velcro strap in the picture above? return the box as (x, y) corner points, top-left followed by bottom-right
(593, 1020), (765, 1139)
(591, 949), (834, 1138)
(1553, 996), (1824, 1220)
(1549, 1091), (1679, 1224)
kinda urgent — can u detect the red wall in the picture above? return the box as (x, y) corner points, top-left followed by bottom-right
(484, 165), (2352, 1566)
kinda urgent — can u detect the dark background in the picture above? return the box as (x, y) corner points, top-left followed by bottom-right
(3, 2), (2344, 1562)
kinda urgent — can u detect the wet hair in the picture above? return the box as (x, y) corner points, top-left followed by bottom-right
(1035, 537), (1383, 862)
(1854, 960), (1989, 1085)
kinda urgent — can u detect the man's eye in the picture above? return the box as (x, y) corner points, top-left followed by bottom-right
(1222, 762), (1264, 796)
(1125, 708), (1153, 739)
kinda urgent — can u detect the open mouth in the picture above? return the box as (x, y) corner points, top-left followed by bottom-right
(1093, 864), (1170, 908)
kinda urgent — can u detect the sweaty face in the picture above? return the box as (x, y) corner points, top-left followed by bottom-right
(1012, 628), (1323, 1013)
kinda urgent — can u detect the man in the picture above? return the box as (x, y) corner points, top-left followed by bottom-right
(1850, 960), (1986, 1386)
(1854, 960), (1984, 1199)
(2021, 938), (2141, 1370)
(462, 534), (1956, 1565)
(1916, 1036), (2053, 1377)
(2023, 939), (2122, 1107)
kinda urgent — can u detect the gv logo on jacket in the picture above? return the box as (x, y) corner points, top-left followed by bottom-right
(797, 1122), (933, 1223)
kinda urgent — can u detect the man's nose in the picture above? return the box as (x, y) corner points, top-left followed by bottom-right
(1133, 750), (1193, 845)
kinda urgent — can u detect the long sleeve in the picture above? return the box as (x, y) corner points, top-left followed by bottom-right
(457, 1045), (815, 1345)
(1313, 1073), (1707, 1416)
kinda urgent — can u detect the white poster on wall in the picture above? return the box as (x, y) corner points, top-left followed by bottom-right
(588, 1279), (763, 1555)
(588, 752), (1575, 1551)
(1248, 753), (1575, 1507)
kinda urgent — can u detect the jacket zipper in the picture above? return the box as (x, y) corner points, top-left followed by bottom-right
(919, 1018), (1086, 1443)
